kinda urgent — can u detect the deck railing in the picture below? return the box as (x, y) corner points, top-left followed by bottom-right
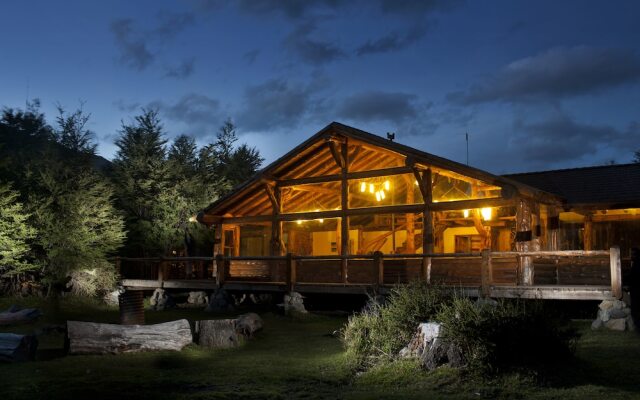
(117, 247), (623, 299)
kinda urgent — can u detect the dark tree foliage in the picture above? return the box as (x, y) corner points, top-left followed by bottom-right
(634, 151), (640, 163)
(55, 104), (97, 156)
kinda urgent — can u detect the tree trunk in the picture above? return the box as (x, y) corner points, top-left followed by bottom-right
(66, 319), (192, 355)
(0, 333), (38, 362)
(196, 319), (240, 349)
(0, 305), (41, 326)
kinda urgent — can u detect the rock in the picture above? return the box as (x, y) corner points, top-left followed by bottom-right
(187, 291), (208, 306)
(613, 300), (625, 310)
(196, 319), (241, 348)
(599, 300), (614, 310)
(205, 289), (234, 312)
(598, 308), (611, 322)
(0, 305), (42, 326)
(610, 308), (627, 319)
(421, 337), (464, 370)
(627, 316), (636, 331)
(0, 333), (38, 362)
(399, 322), (442, 359)
(624, 307), (632, 316)
(235, 313), (263, 337)
(591, 317), (603, 330)
(149, 288), (175, 311)
(283, 292), (307, 315)
(249, 293), (273, 305)
(475, 298), (498, 308)
(604, 318), (626, 331)
(103, 288), (124, 306)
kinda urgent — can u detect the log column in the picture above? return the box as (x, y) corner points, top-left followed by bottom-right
(548, 206), (559, 251)
(583, 212), (593, 251)
(516, 198), (534, 285)
(213, 223), (222, 279)
(340, 139), (349, 283)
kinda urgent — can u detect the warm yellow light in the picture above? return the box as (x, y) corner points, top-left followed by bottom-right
(380, 190), (386, 200)
(318, 219), (324, 224)
(463, 209), (469, 218)
(188, 216), (197, 223)
(481, 207), (492, 221)
(360, 182), (366, 192)
(384, 180), (390, 190)
(369, 183), (375, 194)
(414, 180), (419, 186)
(296, 220), (302, 225)
(375, 191), (381, 202)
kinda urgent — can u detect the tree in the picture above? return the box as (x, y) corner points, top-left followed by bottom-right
(55, 104), (97, 155)
(634, 151), (640, 163)
(0, 183), (36, 278)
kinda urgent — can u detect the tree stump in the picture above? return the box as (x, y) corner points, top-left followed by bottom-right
(66, 319), (192, 355)
(0, 333), (38, 362)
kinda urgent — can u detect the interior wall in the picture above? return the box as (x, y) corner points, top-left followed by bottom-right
(443, 227), (479, 253)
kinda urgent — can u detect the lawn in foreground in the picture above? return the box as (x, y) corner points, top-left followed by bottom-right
(1, 297), (639, 399)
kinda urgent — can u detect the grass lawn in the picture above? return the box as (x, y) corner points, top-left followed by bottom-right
(1, 296), (640, 399)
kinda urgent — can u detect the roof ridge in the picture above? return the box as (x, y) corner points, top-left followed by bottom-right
(503, 162), (639, 176)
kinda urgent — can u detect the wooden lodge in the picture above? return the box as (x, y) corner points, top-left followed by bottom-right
(120, 122), (640, 300)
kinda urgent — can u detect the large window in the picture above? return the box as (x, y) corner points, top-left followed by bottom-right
(281, 181), (341, 214)
(431, 170), (501, 203)
(282, 217), (342, 256)
(348, 213), (424, 255)
(348, 173), (423, 209)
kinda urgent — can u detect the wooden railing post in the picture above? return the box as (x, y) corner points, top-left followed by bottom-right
(286, 253), (296, 292)
(115, 256), (121, 277)
(157, 258), (166, 285)
(421, 255), (431, 284)
(610, 246), (622, 299)
(215, 254), (225, 286)
(373, 251), (384, 286)
(481, 249), (492, 298)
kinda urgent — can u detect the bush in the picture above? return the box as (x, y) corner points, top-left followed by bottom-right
(342, 282), (449, 368)
(67, 260), (118, 297)
(436, 297), (578, 374)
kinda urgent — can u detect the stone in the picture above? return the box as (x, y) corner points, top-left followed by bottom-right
(626, 316), (636, 331)
(249, 293), (273, 305)
(149, 288), (175, 311)
(399, 322), (442, 359)
(613, 300), (625, 310)
(598, 308), (611, 322)
(103, 288), (124, 306)
(591, 318), (603, 330)
(205, 289), (235, 312)
(610, 308), (627, 319)
(235, 313), (263, 337)
(283, 292), (307, 315)
(421, 337), (464, 370)
(605, 318), (626, 331)
(599, 300), (614, 311)
(187, 291), (208, 306)
(196, 319), (241, 348)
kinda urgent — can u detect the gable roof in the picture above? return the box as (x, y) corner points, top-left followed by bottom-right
(504, 163), (640, 208)
(200, 122), (561, 218)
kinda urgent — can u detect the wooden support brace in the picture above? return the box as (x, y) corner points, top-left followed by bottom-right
(215, 254), (225, 286)
(373, 251), (384, 285)
(286, 253), (296, 292)
(481, 249), (492, 298)
(421, 256), (432, 284)
(610, 246), (622, 299)
(328, 140), (346, 169)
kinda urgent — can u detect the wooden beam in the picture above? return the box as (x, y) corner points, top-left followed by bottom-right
(583, 213), (593, 251)
(348, 145), (362, 168)
(481, 249), (492, 297)
(328, 139), (345, 169)
(276, 166), (414, 187)
(341, 140), (349, 283)
(264, 183), (279, 211)
(610, 246), (622, 299)
(516, 198), (533, 286)
(422, 168), (434, 254)
(430, 197), (513, 211)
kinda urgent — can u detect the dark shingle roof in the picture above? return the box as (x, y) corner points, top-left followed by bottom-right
(504, 163), (640, 207)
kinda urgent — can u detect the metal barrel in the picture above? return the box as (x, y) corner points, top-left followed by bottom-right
(119, 290), (145, 325)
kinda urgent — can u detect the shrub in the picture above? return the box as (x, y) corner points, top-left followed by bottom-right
(342, 282), (449, 368)
(67, 260), (118, 297)
(435, 297), (578, 374)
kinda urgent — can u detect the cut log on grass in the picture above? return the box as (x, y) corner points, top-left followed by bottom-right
(235, 313), (263, 337)
(0, 305), (42, 326)
(66, 319), (193, 355)
(196, 319), (241, 349)
(0, 333), (38, 362)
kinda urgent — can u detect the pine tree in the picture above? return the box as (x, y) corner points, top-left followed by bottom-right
(0, 183), (36, 277)
(55, 104), (97, 155)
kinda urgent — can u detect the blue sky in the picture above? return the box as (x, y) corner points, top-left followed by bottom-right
(1, 0), (639, 174)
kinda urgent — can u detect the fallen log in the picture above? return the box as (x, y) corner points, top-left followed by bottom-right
(0, 305), (42, 326)
(0, 333), (38, 362)
(196, 319), (240, 349)
(66, 319), (193, 355)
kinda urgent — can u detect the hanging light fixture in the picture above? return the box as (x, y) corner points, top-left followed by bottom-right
(481, 207), (492, 221)
(463, 209), (470, 218)
(384, 180), (390, 191)
(360, 182), (366, 192)
(380, 190), (386, 200)
(369, 183), (375, 194)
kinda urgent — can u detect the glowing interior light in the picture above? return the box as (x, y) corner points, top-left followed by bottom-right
(384, 180), (390, 190)
(296, 220), (302, 225)
(318, 219), (324, 223)
(375, 191), (381, 202)
(188, 216), (197, 222)
(481, 207), (492, 221)
(414, 180), (419, 186)
(369, 183), (375, 193)
(360, 182), (366, 192)
(380, 190), (386, 200)
(463, 209), (469, 218)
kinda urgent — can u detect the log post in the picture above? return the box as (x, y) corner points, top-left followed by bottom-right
(286, 253), (296, 292)
(421, 255), (432, 284)
(118, 290), (144, 325)
(215, 254), (225, 286)
(583, 213), (593, 251)
(157, 259), (166, 284)
(341, 140), (349, 283)
(610, 246), (622, 299)
(481, 249), (492, 298)
(516, 198), (534, 285)
(373, 251), (384, 285)
(547, 206), (559, 251)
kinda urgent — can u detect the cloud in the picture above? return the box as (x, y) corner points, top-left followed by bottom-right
(509, 112), (639, 164)
(237, 79), (313, 130)
(378, 0), (460, 16)
(164, 58), (195, 79)
(110, 18), (154, 70)
(448, 46), (640, 104)
(148, 93), (221, 136)
(356, 26), (426, 56)
(284, 22), (346, 64)
(236, 0), (348, 19)
(337, 91), (419, 123)
(243, 49), (260, 64)
(154, 11), (195, 39)
(113, 99), (141, 113)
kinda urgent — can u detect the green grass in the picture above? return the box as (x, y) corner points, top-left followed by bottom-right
(1, 297), (640, 399)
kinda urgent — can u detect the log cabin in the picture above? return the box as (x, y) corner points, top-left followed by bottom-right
(120, 122), (637, 300)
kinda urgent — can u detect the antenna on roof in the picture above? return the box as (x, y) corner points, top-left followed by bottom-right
(465, 132), (469, 166)
(387, 132), (395, 141)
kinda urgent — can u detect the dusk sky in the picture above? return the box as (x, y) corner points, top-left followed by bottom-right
(2, 0), (639, 174)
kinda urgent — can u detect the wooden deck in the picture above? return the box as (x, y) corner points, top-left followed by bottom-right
(117, 248), (623, 300)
